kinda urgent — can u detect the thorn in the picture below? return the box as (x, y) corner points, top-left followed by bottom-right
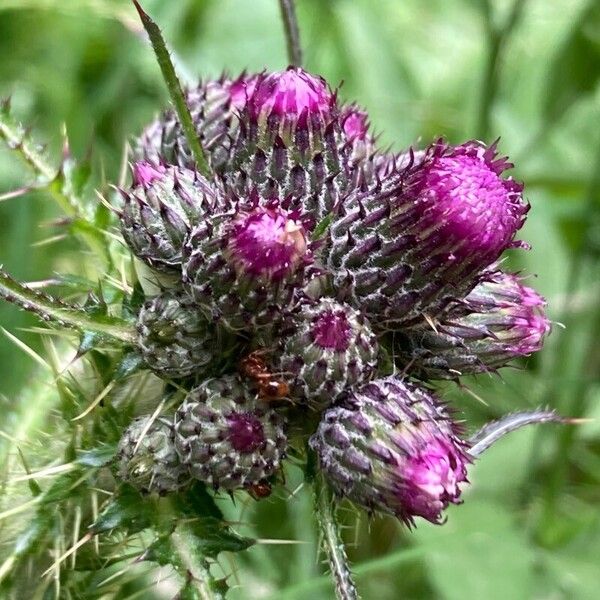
(422, 313), (438, 334)
(61, 122), (71, 159)
(0, 185), (38, 202)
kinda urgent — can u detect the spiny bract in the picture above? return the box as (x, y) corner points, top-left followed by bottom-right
(116, 415), (190, 495)
(173, 375), (288, 490)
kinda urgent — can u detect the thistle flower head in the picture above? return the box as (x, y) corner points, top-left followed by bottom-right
(341, 106), (369, 142)
(132, 161), (166, 187)
(248, 67), (334, 127)
(134, 74), (257, 171)
(410, 140), (528, 260)
(228, 72), (260, 109)
(278, 298), (379, 410)
(136, 291), (219, 379)
(326, 140), (528, 329)
(310, 377), (470, 524)
(173, 375), (287, 490)
(120, 162), (219, 272)
(459, 271), (551, 356)
(227, 204), (309, 281)
(394, 435), (465, 522)
(182, 198), (315, 331)
(116, 416), (189, 495)
(394, 271), (551, 379)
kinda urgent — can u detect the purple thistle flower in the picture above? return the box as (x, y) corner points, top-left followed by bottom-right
(120, 162), (221, 272)
(182, 198), (315, 331)
(340, 104), (375, 167)
(227, 204), (309, 281)
(277, 298), (379, 410)
(133, 73), (259, 171)
(326, 140), (529, 329)
(310, 376), (470, 524)
(409, 141), (528, 261)
(394, 271), (551, 379)
(341, 108), (369, 141)
(174, 375), (287, 490)
(247, 67), (335, 128)
(228, 72), (260, 110)
(132, 161), (166, 187)
(225, 67), (350, 224)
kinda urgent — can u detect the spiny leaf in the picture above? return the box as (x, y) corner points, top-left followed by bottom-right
(145, 525), (228, 600)
(42, 469), (87, 505)
(76, 444), (117, 468)
(171, 483), (254, 557)
(113, 352), (145, 380)
(132, 0), (211, 178)
(90, 485), (152, 535)
(0, 268), (136, 344)
(0, 102), (79, 216)
(469, 409), (566, 458)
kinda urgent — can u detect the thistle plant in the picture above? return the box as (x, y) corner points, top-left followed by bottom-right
(0, 2), (584, 599)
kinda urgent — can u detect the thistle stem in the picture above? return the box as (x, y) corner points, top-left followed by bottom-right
(132, 1), (211, 178)
(0, 268), (136, 344)
(277, 0), (303, 67)
(476, 0), (528, 139)
(171, 524), (223, 600)
(314, 473), (359, 600)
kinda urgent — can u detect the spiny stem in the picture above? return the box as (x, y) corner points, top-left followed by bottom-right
(171, 524), (223, 600)
(314, 473), (359, 600)
(277, 0), (303, 66)
(0, 101), (79, 216)
(0, 268), (136, 344)
(132, 0), (211, 178)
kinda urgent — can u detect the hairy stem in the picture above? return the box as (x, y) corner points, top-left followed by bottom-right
(277, 0), (303, 66)
(0, 268), (136, 344)
(171, 523), (223, 600)
(314, 473), (359, 600)
(132, 0), (211, 178)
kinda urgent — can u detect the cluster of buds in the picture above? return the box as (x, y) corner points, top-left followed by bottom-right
(112, 65), (551, 524)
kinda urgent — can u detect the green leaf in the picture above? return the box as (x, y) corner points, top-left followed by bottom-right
(543, 0), (600, 120)
(76, 444), (117, 468)
(13, 511), (53, 557)
(171, 483), (255, 557)
(311, 213), (333, 241)
(90, 485), (152, 534)
(122, 281), (145, 320)
(43, 470), (86, 504)
(113, 351), (145, 380)
(61, 153), (92, 198)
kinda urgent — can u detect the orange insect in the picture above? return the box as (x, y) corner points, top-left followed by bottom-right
(239, 349), (290, 401)
(247, 480), (272, 500)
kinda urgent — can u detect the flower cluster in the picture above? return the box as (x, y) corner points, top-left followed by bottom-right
(116, 66), (551, 523)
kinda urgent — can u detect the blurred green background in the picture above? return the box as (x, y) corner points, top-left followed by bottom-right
(1, 0), (599, 598)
